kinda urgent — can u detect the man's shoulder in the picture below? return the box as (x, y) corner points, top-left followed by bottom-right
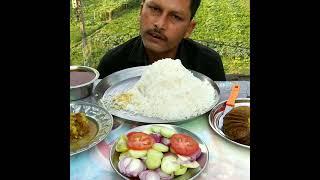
(97, 36), (142, 78)
(181, 39), (226, 81)
(183, 38), (220, 59)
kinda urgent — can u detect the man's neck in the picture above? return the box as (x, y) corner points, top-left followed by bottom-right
(145, 48), (178, 64)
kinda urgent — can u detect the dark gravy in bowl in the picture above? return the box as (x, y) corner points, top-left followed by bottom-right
(70, 70), (96, 86)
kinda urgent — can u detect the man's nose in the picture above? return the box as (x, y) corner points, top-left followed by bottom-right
(154, 14), (167, 31)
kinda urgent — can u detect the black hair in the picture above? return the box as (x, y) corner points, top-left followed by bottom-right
(141, 0), (201, 20)
(190, 0), (201, 19)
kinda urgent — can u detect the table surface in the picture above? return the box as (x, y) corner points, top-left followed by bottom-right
(70, 81), (250, 180)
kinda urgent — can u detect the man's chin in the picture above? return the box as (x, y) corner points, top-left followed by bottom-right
(143, 41), (168, 54)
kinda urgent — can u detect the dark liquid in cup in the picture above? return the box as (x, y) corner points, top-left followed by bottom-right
(70, 70), (96, 86)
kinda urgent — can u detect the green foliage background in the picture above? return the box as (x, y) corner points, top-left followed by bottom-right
(70, 0), (250, 75)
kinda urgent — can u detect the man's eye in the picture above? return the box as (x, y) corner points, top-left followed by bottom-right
(173, 15), (182, 21)
(150, 6), (159, 11)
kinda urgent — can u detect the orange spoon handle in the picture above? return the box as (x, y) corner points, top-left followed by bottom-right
(226, 84), (240, 107)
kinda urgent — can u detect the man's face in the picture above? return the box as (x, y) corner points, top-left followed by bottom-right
(140, 0), (196, 54)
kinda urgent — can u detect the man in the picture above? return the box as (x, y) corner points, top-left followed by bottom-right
(97, 0), (226, 80)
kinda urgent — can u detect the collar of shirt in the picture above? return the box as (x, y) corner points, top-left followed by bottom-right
(126, 36), (190, 67)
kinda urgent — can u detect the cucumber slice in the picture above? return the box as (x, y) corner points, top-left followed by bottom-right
(119, 152), (130, 160)
(160, 127), (175, 138)
(152, 143), (169, 152)
(181, 161), (200, 168)
(115, 135), (128, 152)
(161, 155), (180, 174)
(151, 125), (162, 133)
(128, 149), (147, 158)
(147, 149), (163, 159)
(174, 166), (188, 176)
(146, 157), (162, 170)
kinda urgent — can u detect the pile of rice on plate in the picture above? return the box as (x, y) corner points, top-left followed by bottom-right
(108, 58), (218, 121)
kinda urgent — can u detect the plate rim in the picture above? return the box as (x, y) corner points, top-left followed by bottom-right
(208, 98), (250, 149)
(109, 124), (210, 180)
(70, 101), (114, 156)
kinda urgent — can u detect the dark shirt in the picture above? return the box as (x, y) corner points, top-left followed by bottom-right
(97, 36), (226, 80)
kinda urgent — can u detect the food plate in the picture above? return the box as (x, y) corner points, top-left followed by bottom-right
(208, 98), (250, 149)
(70, 101), (113, 156)
(109, 124), (209, 180)
(93, 66), (220, 123)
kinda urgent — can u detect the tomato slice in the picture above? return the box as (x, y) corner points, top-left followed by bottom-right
(127, 131), (138, 137)
(127, 132), (155, 150)
(170, 134), (200, 156)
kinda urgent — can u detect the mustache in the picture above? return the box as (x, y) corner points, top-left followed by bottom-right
(145, 27), (167, 41)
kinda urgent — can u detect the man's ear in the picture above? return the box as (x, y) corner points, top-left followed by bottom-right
(184, 20), (196, 38)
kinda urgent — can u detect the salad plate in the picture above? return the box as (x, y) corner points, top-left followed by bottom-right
(109, 124), (209, 180)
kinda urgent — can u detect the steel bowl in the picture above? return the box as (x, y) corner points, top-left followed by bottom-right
(70, 66), (99, 101)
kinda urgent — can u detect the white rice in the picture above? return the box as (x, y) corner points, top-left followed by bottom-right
(113, 58), (217, 120)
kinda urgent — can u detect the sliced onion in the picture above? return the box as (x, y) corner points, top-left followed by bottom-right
(177, 154), (191, 162)
(118, 157), (133, 174)
(155, 168), (173, 180)
(176, 155), (192, 165)
(139, 170), (152, 180)
(176, 148), (201, 164)
(160, 137), (170, 146)
(177, 158), (191, 165)
(190, 148), (202, 161)
(118, 157), (145, 177)
(150, 133), (161, 143)
(125, 158), (145, 177)
(145, 171), (160, 180)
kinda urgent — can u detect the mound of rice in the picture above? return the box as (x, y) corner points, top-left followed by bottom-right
(113, 58), (217, 120)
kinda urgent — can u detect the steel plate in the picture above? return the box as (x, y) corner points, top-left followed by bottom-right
(93, 66), (220, 123)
